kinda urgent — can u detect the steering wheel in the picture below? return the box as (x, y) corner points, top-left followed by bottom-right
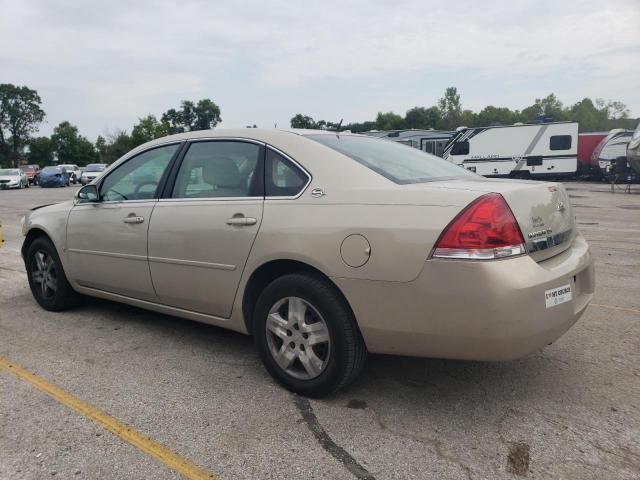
(133, 181), (159, 195)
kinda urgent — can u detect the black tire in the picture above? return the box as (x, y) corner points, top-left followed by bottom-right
(26, 237), (81, 311)
(253, 273), (367, 397)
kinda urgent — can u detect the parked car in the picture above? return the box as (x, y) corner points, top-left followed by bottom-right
(38, 166), (70, 188)
(0, 168), (29, 189)
(80, 163), (108, 185)
(19, 165), (40, 185)
(59, 164), (82, 184)
(21, 129), (595, 397)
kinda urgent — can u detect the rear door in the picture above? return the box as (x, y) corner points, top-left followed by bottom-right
(147, 140), (264, 317)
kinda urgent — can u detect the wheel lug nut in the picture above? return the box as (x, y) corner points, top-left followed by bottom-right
(293, 324), (299, 330)
(300, 344), (305, 351)
(289, 341), (295, 349)
(286, 330), (292, 336)
(302, 333), (308, 339)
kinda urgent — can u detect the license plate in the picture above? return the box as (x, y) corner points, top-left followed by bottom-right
(545, 284), (572, 308)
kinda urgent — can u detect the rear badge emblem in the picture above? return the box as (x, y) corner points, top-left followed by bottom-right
(557, 202), (566, 213)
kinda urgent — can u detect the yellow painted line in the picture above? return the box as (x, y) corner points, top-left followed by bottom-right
(590, 303), (640, 315)
(0, 356), (217, 480)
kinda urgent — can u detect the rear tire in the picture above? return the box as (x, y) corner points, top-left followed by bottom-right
(26, 237), (81, 311)
(253, 273), (367, 397)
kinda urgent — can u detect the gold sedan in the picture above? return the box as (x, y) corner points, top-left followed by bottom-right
(21, 129), (594, 397)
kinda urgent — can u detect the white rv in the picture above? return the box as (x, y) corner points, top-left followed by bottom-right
(362, 129), (454, 157)
(442, 122), (579, 178)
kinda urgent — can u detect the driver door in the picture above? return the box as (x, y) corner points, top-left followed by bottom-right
(66, 143), (180, 301)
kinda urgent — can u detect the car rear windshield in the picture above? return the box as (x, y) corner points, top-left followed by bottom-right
(305, 134), (476, 184)
(85, 164), (106, 172)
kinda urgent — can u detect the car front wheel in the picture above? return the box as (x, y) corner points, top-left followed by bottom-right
(253, 273), (367, 397)
(26, 237), (80, 311)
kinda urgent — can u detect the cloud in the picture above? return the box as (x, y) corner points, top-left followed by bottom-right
(1, 0), (638, 138)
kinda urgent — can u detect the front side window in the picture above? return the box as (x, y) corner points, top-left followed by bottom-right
(306, 134), (476, 184)
(172, 141), (261, 198)
(100, 144), (178, 201)
(266, 149), (308, 197)
(550, 135), (572, 150)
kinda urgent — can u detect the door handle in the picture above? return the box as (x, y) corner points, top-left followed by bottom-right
(123, 215), (145, 224)
(226, 217), (257, 226)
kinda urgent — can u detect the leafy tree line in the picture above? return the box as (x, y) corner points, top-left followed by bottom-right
(0, 83), (221, 167)
(291, 87), (638, 134)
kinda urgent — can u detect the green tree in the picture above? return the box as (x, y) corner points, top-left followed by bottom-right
(290, 114), (317, 129)
(27, 136), (54, 166)
(404, 106), (441, 129)
(522, 93), (567, 122)
(476, 106), (523, 126)
(131, 115), (168, 147)
(376, 112), (405, 130)
(101, 130), (132, 164)
(568, 98), (608, 132)
(0, 84), (46, 166)
(50, 121), (98, 166)
(437, 87), (462, 130)
(161, 99), (221, 134)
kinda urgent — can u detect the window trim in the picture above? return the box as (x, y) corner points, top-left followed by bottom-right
(264, 145), (312, 200)
(95, 142), (184, 204)
(165, 138), (266, 201)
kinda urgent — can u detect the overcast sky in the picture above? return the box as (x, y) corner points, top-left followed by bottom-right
(1, 0), (639, 140)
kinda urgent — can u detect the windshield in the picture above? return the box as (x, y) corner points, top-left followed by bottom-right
(42, 167), (61, 173)
(305, 134), (476, 184)
(85, 164), (106, 172)
(0, 169), (20, 175)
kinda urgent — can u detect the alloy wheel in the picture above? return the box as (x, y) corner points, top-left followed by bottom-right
(265, 296), (331, 380)
(31, 250), (58, 300)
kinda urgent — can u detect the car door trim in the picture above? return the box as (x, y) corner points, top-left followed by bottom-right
(148, 256), (237, 271)
(67, 248), (147, 262)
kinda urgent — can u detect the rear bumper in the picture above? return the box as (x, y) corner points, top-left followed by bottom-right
(333, 233), (595, 361)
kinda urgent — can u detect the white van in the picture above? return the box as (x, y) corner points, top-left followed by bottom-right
(442, 122), (579, 178)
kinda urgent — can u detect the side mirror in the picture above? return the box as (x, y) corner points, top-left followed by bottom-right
(76, 184), (99, 203)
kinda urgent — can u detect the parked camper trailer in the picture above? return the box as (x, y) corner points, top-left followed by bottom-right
(627, 122), (640, 176)
(591, 129), (634, 178)
(362, 129), (454, 157)
(577, 132), (608, 177)
(442, 122), (579, 178)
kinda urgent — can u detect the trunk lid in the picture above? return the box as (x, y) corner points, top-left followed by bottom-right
(418, 178), (576, 262)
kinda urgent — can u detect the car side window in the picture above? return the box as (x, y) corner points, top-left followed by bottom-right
(172, 141), (261, 199)
(266, 149), (309, 197)
(100, 144), (179, 202)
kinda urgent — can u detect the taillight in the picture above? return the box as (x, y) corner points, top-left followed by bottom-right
(432, 193), (526, 260)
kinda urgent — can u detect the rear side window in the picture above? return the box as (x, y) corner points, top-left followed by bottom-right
(450, 141), (470, 155)
(550, 135), (572, 150)
(306, 134), (476, 184)
(172, 141), (261, 198)
(266, 149), (309, 197)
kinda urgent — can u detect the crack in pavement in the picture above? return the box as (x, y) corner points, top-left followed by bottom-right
(293, 395), (376, 480)
(365, 405), (474, 480)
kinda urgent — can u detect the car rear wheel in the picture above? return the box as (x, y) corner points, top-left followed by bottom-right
(26, 237), (81, 311)
(253, 273), (367, 397)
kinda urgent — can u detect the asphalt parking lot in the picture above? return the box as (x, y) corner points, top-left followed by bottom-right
(0, 182), (639, 480)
